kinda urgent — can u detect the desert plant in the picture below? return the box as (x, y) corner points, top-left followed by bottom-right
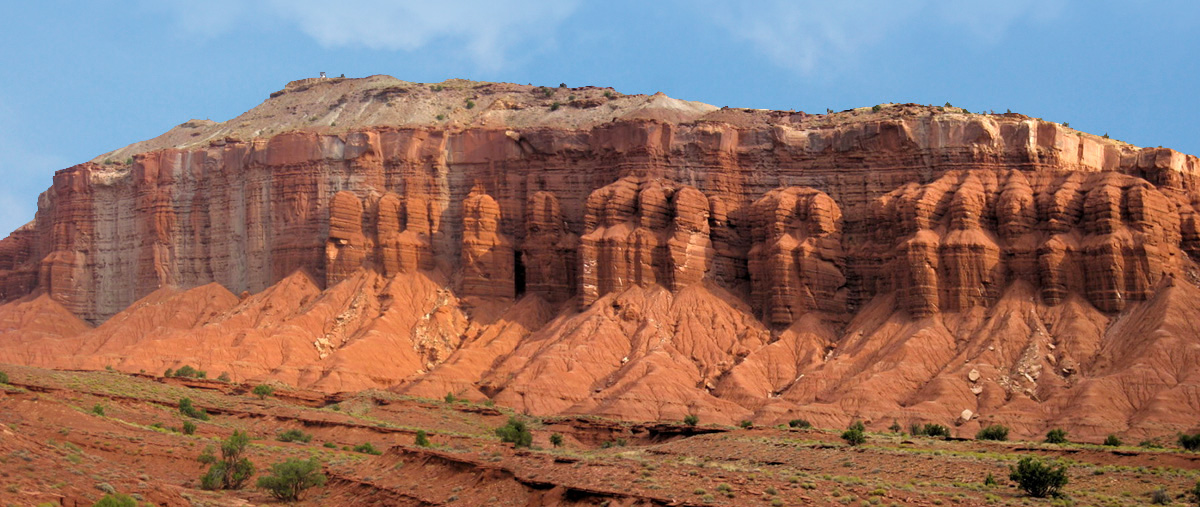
(93, 493), (137, 507)
(216, 372), (231, 382)
(0, 371), (9, 384)
(1189, 480), (1200, 505)
(684, 414), (699, 426)
(1181, 433), (1200, 451)
(1151, 487), (1171, 505)
(277, 429), (313, 443)
(984, 472), (997, 486)
(91, 403), (105, 416)
(1103, 434), (1122, 446)
(1009, 456), (1067, 498)
(415, 430), (431, 447)
(914, 423), (950, 438)
(182, 420), (197, 435)
(842, 421), (866, 446)
(549, 433), (563, 448)
(976, 424), (1009, 441)
(200, 431), (255, 490)
(178, 398), (209, 420)
(495, 417), (533, 448)
(1045, 428), (1068, 444)
(888, 420), (902, 433)
(789, 419), (811, 429)
(872, 105), (882, 113)
(550, 102), (561, 111)
(739, 420), (753, 429)
(465, 100), (475, 109)
(252, 384), (275, 400)
(436, 114), (446, 121)
(353, 442), (382, 455)
(323, 441), (337, 448)
(256, 457), (326, 501)
(443, 392), (457, 403)
(164, 368), (174, 377)
(172, 365), (206, 379)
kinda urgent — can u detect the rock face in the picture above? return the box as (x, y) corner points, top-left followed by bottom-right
(3, 77), (1200, 440)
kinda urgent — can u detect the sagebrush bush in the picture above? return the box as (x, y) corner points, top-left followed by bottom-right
(495, 417), (533, 448)
(1103, 434), (1122, 446)
(1009, 456), (1067, 498)
(200, 431), (254, 490)
(415, 430), (431, 447)
(789, 419), (811, 429)
(1180, 433), (1200, 451)
(683, 414), (699, 426)
(257, 457), (326, 501)
(1045, 428), (1068, 444)
(252, 384), (275, 399)
(976, 425), (1009, 441)
(842, 421), (866, 446)
(277, 429), (313, 443)
(353, 442), (382, 455)
(178, 397), (209, 420)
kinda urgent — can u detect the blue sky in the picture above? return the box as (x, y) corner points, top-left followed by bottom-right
(1, 1), (1198, 236)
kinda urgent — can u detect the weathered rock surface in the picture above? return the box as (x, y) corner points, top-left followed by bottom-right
(2, 77), (1200, 439)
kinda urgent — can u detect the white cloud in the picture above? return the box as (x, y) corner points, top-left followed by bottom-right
(699, 0), (1064, 74)
(153, 1), (580, 68)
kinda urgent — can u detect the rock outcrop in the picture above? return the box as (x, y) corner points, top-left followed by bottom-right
(2, 77), (1200, 439)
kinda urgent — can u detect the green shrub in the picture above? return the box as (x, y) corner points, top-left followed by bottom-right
(182, 420), (197, 435)
(888, 420), (902, 433)
(92, 403), (105, 416)
(93, 493), (137, 507)
(353, 442), (382, 455)
(200, 431), (255, 490)
(216, 372), (231, 382)
(549, 433), (563, 447)
(914, 423), (950, 438)
(1009, 456), (1067, 498)
(1189, 480), (1200, 505)
(164, 368), (174, 377)
(0, 371), (8, 384)
(436, 114), (446, 121)
(1045, 428), (1068, 444)
(976, 425), (1009, 441)
(252, 384), (275, 400)
(684, 414), (699, 426)
(495, 417), (533, 448)
(277, 429), (313, 443)
(872, 105), (882, 113)
(1151, 487), (1170, 505)
(172, 365), (206, 379)
(739, 420), (753, 429)
(323, 441), (337, 449)
(788, 419), (811, 429)
(984, 472), (997, 486)
(415, 430), (431, 447)
(178, 398), (209, 420)
(256, 457), (326, 501)
(842, 421), (866, 446)
(465, 100), (475, 109)
(1103, 434), (1121, 447)
(550, 102), (561, 111)
(1180, 433), (1200, 451)
(444, 392), (457, 403)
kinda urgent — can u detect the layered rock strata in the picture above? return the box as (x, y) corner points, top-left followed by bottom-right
(2, 79), (1200, 439)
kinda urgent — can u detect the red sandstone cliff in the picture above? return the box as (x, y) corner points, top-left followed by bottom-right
(2, 76), (1200, 440)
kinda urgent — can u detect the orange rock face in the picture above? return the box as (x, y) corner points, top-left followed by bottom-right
(3, 82), (1200, 440)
